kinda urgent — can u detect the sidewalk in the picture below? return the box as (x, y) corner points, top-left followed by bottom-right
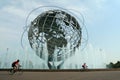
(0, 70), (120, 80)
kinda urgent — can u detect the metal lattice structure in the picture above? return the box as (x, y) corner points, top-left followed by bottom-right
(28, 9), (82, 62)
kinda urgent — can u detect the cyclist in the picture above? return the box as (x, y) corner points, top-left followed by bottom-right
(11, 59), (20, 72)
(82, 63), (88, 69)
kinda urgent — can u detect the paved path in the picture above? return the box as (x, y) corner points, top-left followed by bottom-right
(0, 71), (120, 80)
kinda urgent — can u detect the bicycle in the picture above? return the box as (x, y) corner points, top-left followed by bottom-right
(9, 65), (23, 75)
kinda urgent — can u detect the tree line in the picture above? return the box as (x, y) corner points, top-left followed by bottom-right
(106, 61), (120, 68)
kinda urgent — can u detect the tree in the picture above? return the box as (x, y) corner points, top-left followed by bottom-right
(106, 61), (120, 68)
(106, 62), (114, 68)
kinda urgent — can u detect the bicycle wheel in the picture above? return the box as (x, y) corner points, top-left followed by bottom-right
(9, 69), (15, 75)
(18, 68), (23, 75)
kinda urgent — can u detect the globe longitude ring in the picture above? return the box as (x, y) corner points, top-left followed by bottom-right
(26, 6), (82, 67)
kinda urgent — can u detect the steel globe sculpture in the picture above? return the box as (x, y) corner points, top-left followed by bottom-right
(28, 9), (82, 69)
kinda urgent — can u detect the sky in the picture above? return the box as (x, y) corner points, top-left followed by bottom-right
(0, 0), (120, 64)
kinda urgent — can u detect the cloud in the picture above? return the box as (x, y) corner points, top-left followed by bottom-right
(0, 26), (20, 41)
(0, 0), (45, 20)
(2, 6), (26, 19)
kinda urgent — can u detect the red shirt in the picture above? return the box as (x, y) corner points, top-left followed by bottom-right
(13, 61), (19, 65)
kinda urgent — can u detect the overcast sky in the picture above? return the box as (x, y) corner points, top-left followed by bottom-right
(0, 0), (120, 63)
